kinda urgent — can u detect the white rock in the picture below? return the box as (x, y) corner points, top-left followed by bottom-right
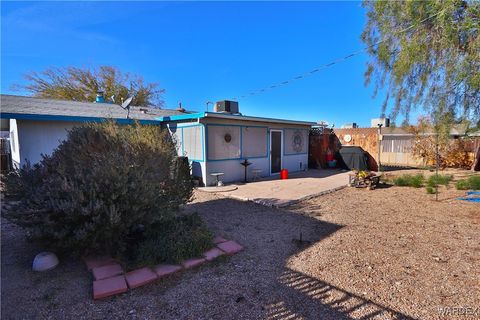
(32, 252), (59, 272)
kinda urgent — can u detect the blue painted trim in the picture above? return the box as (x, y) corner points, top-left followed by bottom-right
(203, 112), (315, 126)
(205, 124), (242, 161)
(0, 112), (160, 125)
(178, 123), (205, 162)
(283, 128), (309, 156)
(205, 124), (269, 161)
(156, 112), (205, 122)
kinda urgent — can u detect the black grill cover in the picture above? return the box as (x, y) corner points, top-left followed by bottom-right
(337, 146), (369, 170)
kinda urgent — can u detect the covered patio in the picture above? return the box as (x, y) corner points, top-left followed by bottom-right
(198, 169), (350, 207)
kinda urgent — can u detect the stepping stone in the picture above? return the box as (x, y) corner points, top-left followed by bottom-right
(213, 236), (228, 244)
(203, 247), (225, 261)
(83, 256), (116, 271)
(181, 258), (206, 269)
(92, 263), (123, 280)
(125, 267), (158, 289)
(216, 240), (244, 255)
(153, 264), (183, 277)
(93, 275), (128, 299)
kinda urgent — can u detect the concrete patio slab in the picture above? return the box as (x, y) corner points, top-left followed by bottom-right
(125, 267), (158, 289)
(93, 275), (128, 299)
(200, 169), (349, 207)
(92, 263), (123, 281)
(153, 264), (183, 277)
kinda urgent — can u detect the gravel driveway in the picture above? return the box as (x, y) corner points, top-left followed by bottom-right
(1, 185), (479, 319)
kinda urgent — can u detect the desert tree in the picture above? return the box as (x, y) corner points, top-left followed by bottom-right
(362, 0), (479, 126)
(15, 65), (165, 107)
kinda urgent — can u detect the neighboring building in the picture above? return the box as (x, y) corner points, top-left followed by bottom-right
(0, 95), (315, 186)
(0, 94), (184, 169)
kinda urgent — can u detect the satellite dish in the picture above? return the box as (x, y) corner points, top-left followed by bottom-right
(121, 96), (134, 110)
(121, 96), (134, 119)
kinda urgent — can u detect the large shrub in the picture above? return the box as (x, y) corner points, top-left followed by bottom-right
(135, 213), (213, 265)
(4, 121), (193, 258)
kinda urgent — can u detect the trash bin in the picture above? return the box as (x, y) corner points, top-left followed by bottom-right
(280, 169), (288, 180)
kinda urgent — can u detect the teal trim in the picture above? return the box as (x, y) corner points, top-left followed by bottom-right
(0, 112), (160, 125)
(205, 124), (269, 161)
(156, 112), (205, 122)
(203, 112), (315, 126)
(176, 123), (205, 162)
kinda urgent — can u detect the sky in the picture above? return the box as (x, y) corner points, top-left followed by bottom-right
(1, 1), (403, 128)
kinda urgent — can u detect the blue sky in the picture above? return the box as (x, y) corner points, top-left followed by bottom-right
(1, 1), (403, 127)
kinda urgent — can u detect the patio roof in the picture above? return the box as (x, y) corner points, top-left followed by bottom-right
(157, 111), (316, 126)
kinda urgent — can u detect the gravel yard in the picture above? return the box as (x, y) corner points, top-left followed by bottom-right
(1, 184), (479, 319)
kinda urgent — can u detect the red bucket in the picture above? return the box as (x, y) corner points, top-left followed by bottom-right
(280, 169), (288, 180)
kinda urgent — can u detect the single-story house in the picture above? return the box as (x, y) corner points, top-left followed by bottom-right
(1, 94), (315, 186)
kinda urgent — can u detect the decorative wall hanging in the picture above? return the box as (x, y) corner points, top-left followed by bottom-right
(292, 130), (304, 153)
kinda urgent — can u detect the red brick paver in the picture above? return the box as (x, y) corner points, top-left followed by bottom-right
(203, 247), (225, 261)
(125, 267), (158, 289)
(213, 236), (228, 244)
(216, 240), (244, 255)
(153, 264), (183, 277)
(93, 275), (128, 299)
(83, 256), (116, 271)
(181, 258), (206, 269)
(92, 263), (123, 280)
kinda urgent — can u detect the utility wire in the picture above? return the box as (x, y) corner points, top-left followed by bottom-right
(231, 9), (445, 101)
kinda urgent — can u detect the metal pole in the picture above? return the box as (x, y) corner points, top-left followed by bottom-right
(377, 124), (383, 172)
(435, 132), (439, 201)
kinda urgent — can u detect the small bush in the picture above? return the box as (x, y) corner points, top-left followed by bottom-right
(467, 175), (480, 190)
(4, 121), (194, 258)
(456, 176), (480, 190)
(425, 186), (435, 194)
(135, 213), (213, 265)
(393, 174), (424, 188)
(456, 179), (470, 190)
(426, 174), (453, 187)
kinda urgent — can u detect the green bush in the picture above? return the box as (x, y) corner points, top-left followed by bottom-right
(426, 174), (453, 187)
(456, 176), (480, 190)
(425, 186), (435, 194)
(135, 213), (213, 265)
(393, 174), (425, 188)
(4, 121), (194, 258)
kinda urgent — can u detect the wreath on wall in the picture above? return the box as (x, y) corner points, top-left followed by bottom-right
(292, 130), (304, 153)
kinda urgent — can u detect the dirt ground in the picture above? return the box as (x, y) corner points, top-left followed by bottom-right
(1, 183), (479, 319)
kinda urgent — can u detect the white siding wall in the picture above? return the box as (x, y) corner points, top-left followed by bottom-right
(12, 120), (76, 168)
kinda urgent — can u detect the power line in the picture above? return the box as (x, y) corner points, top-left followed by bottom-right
(231, 9), (445, 101)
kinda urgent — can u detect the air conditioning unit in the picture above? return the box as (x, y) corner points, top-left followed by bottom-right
(214, 100), (239, 114)
(371, 118), (390, 128)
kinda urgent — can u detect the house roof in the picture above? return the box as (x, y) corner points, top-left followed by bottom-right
(157, 111), (316, 126)
(0, 94), (184, 124)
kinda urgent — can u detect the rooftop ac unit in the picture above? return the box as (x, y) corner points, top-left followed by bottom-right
(214, 100), (239, 114)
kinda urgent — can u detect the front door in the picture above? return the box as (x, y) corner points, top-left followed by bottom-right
(270, 130), (282, 174)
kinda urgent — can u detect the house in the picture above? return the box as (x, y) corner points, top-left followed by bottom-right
(0, 94), (185, 170)
(0, 95), (315, 186)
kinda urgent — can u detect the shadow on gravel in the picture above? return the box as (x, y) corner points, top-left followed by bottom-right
(189, 196), (416, 320)
(267, 268), (416, 320)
